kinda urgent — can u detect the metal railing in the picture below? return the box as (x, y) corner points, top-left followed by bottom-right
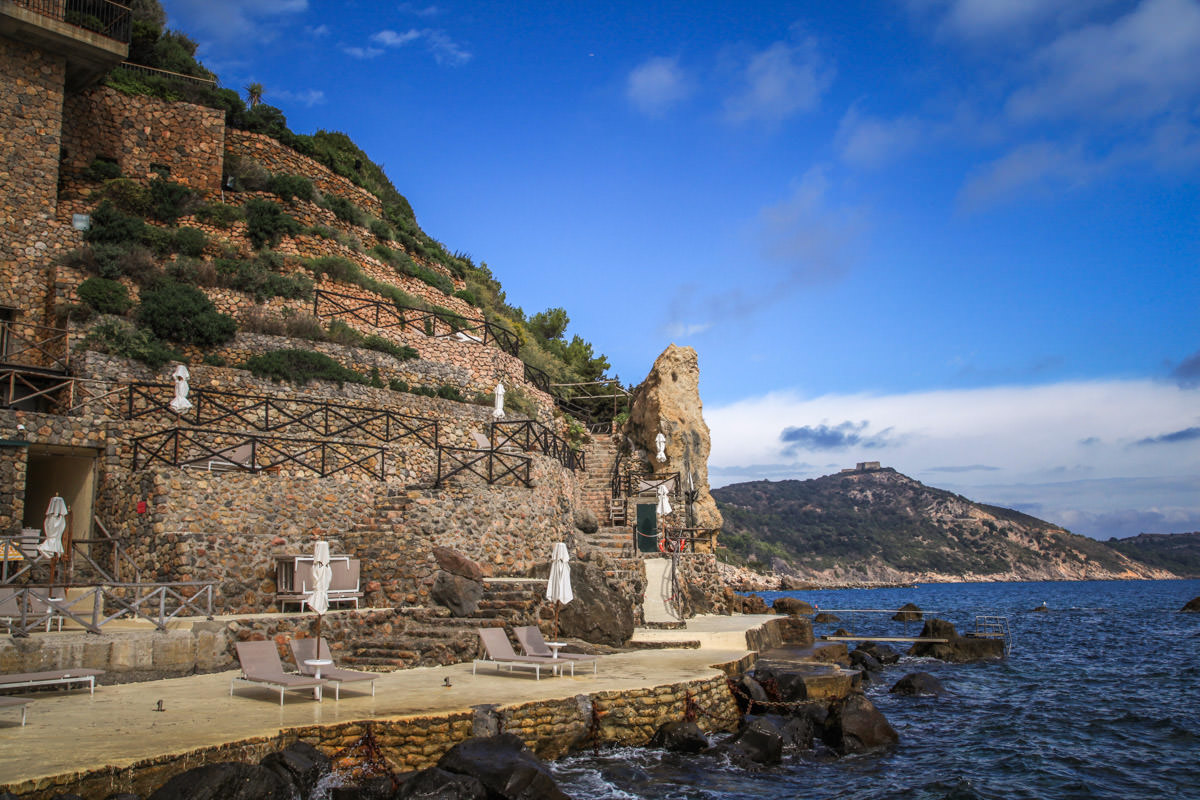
(491, 419), (584, 471)
(313, 289), (520, 357)
(0, 319), (71, 372)
(131, 428), (386, 480)
(0, 582), (214, 636)
(115, 61), (215, 86)
(523, 362), (552, 394)
(658, 527), (721, 552)
(434, 445), (531, 489)
(8, 0), (133, 43)
(123, 382), (440, 448)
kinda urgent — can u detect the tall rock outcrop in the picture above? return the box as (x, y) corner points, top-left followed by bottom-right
(627, 344), (722, 533)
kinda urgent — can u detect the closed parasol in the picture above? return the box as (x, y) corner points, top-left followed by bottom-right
(546, 542), (573, 640)
(307, 541), (332, 640)
(37, 496), (67, 560)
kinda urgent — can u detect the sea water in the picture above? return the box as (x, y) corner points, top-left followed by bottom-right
(549, 579), (1200, 799)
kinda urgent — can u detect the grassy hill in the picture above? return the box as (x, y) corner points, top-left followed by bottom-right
(714, 468), (1172, 583)
(1106, 532), (1200, 578)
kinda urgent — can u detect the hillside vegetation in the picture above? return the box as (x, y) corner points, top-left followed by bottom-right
(714, 468), (1173, 583)
(1106, 532), (1200, 578)
(96, 0), (618, 419)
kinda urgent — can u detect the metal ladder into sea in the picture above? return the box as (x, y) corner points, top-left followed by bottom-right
(969, 615), (1014, 655)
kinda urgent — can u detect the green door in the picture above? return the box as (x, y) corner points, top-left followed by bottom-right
(635, 503), (658, 553)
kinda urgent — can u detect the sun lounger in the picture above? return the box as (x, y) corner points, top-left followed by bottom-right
(473, 628), (568, 679)
(0, 669), (103, 695)
(289, 637), (376, 700)
(0, 696), (31, 726)
(514, 626), (599, 674)
(230, 640), (326, 706)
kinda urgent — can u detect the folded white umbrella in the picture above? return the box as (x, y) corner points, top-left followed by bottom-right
(37, 496), (68, 559)
(546, 542), (573, 640)
(656, 483), (672, 516)
(308, 541), (332, 642)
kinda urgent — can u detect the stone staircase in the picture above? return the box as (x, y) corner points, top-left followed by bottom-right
(580, 435), (620, 524)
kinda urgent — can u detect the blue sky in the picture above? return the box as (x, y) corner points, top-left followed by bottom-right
(161, 0), (1200, 540)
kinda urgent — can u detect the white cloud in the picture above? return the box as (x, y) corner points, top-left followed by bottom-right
(836, 107), (926, 167)
(1006, 0), (1200, 121)
(706, 379), (1200, 537)
(664, 322), (712, 338)
(423, 30), (472, 66)
(357, 27), (471, 65)
(371, 29), (421, 47)
(626, 57), (691, 117)
(755, 166), (865, 284)
(905, 0), (1122, 41)
(724, 38), (833, 124)
(307, 24), (329, 37)
(958, 140), (1101, 208)
(272, 88), (325, 106)
(343, 46), (383, 59)
(164, 0), (308, 45)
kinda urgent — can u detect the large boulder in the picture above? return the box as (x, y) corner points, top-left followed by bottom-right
(748, 713), (817, 751)
(822, 695), (899, 755)
(753, 659), (855, 703)
(813, 612), (840, 623)
(147, 763), (291, 800)
(890, 672), (946, 696)
(627, 345), (722, 533)
(649, 720), (710, 753)
(395, 767), (488, 799)
(724, 717), (783, 766)
(855, 641), (901, 665)
(1181, 596), (1200, 612)
(431, 570), (484, 617)
(259, 740), (330, 799)
(892, 602), (923, 621)
(773, 597), (814, 616)
(740, 594), (770, 614)
(573, 509), (599, 534)
(556, 560), (634, 645)
(848, 650), (882, 674)
(433, 547), (485, 581)
(437, 734), (569, 800)
(909, 618), (1004, 662)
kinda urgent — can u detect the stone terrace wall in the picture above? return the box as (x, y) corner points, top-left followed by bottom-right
(0, 38), (66, 319)
(60, 87), (224, 193)
(226, 130), (383, 219)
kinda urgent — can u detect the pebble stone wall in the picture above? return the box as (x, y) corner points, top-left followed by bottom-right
(0, 38), (66, 318)
(60, 87), (224, 194)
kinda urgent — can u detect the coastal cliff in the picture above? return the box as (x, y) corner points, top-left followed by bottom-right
(715, 467), (1174, 585)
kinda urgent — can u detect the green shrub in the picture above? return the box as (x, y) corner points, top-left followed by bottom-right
(372, 243), (454, 295)
(283, 312), (327, 340)
(202, 353), (227, 367)
(148, 177), (198, 223)
(195, 202), (243, 228)
(388, 378), (409, 393)
(83, 158), (121, 182)
(453, 288), (479, 307)
(306, 255), (361, 284)
(436, 384), (464, 402)
(172, 227), (208, 257)
(213, 256), (312, 302)
(85, 201), (146, 246)
(267, 173), (314, 203)
(166, 256), (217, 286)
(321, 195), (364, 226)
(98, 179), (150, 215)
(136, 281), (236, 346)
(363, 335), (417, 361)
(82, 319), (182, 369)
(241, 349), (367, 385)
(368, 219), (393, 241)
(140, 225), (175, 256)
(77, 277), (131, 315)
(308, 224), (339, 240)
(244, 198), (301, 249)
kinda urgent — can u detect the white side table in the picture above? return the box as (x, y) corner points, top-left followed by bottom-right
(544, 642), (567, 658)
(304, 658), (332, 700)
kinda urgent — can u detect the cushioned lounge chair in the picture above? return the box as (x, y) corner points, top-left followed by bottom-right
(0, 696), (31, 726)
(514, 626), (599, 674)
(289, 637), (376, 700)
(230, 640), (326, 706)
(0, 668), (103, 695)
(473, 628), (566, 679)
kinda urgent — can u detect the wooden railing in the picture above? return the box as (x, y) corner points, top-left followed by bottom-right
(0, 319), (70, 372)
(123, 382), (439, 448)
(8, 0), (133, 42)
(434, 445), (531, 489)
(491, 419), (584, 471)
(313, 289), (520, 357)
(131, 428), (386, 480)
(0, 582), (214, 636)
(70, 516), (140, 584)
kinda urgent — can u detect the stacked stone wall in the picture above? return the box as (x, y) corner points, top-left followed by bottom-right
(0, 38), (67, 319)
(226, 130), (384, 219)
(60, 87), (224, 194)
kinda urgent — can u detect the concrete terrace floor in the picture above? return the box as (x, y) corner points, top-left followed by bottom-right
(0, 614), (777, 788)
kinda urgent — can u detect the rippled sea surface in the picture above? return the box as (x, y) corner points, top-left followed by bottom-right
(549, 580), (1200, 800)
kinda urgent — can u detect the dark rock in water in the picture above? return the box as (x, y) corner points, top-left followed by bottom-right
(773, 597), (815, 616)
(48, 795), (85, 800)
(147, 763), (290, 800)
(813, 612), (840, 623)
(748, 713), (817, 751)
(893, 602), (923, 621)
(890, 671), (946, 696)
(1180, 596), (1200, 612)
(849, 650), (883, 673)
(823, 695), (899, 755)
(103, 795), (141, 800)
(431, 570), (485, 617)
(260, 740), (331, 800)
(736, 674), (769, 709)
(557, 561), (634, 645)
(1031, 604), (1050, 613)
(649, 720), (710, 753)
(395, 768), (488, 800)
(726, 717), (784, 765)
(741, 594), (770, 614)
(856, 641), (901, 664)
(332, 776), (396, 800)
(909, 618), (1004, 662)
(833, 628), (851, 637)
(438, 733), (570, 800)
(754, 659), (854, 702)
